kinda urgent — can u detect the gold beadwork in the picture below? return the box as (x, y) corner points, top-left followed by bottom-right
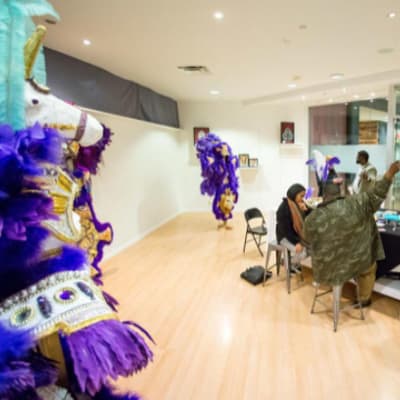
(37, 313), (119, 339)
(51, 193), (69, 214)
(47, 123), (77, 131)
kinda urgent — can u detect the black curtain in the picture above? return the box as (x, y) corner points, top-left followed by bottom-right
(44, 48), (179, 128)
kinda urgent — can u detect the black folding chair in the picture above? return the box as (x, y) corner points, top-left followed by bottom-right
(243, 208), (268, 256)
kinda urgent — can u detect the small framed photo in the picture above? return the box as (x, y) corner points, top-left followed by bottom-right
(249, 158), (258, 168)
(239, 153), (249, 167)
(193, 127), (210, 145)
(280, 122), (295, 144)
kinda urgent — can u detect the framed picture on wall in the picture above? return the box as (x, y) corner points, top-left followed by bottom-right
(238, 153), (249, 167)
(280, 122), (295, 144)
(249, 158), (258, 168)
(193, 127), (210, 145)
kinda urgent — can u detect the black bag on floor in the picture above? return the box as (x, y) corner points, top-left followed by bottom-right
(240, 266), (272, 285)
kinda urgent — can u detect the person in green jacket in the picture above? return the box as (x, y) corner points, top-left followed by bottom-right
(303, 161), (400, 307)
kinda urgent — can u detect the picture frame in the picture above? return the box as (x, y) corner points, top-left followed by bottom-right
(248, 158), (258, 168)
(280, 122), (295, 144)
(238, 153), (249, 168)
(193, 127), (210, 145)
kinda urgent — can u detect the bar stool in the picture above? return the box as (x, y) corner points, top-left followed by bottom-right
(310, 279), (365, 332)
(263, 240), (292, 293)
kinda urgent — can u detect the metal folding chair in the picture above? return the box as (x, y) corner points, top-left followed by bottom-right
(242, 208), (268, 256)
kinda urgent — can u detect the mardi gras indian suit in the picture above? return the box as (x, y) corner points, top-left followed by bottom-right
(0, 9), (152, 400)
(196, 133), (239, 229)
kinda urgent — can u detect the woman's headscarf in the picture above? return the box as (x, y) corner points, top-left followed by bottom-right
(286, 183), (306, 241)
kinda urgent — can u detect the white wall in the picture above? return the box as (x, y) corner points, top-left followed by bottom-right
(178, 101), (309, 234)
(86, 101), (309, 257)
(86, 110), (184, 258)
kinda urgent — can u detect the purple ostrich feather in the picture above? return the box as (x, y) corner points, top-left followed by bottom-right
(304, 187), (313, 199)
(61, 320), (153, 397)
(73, 125), (114, 281)
(306, 151), (340, 182)
(0, 323), (57, 399)
(196, 133), (239, 221)
(75, 125), (112, 174)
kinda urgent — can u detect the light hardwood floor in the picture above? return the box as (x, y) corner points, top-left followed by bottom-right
(103, 212), (400, 400)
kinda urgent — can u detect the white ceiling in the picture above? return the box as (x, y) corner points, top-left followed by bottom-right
(41, 0), (400, 103)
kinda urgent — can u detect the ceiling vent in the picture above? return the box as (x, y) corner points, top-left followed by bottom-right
(178, 65), (210, 74)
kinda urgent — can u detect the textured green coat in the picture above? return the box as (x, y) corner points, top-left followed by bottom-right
(303, 178), (391, 285)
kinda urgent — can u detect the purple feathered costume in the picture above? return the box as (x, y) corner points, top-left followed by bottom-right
(196, 133), (239, 221)
(0, 124), (153, 399)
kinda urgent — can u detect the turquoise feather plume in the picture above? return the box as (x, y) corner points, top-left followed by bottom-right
(0, 0), (59, 129)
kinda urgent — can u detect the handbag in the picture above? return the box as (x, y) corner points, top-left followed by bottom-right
(240, 265), (272, 285)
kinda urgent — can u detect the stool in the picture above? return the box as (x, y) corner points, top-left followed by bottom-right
(310, 279), (365, 332)
(263, 240), (292, 293)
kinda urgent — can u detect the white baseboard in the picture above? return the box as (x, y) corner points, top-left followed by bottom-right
(103, 211), (181, 261)
(102, 208), (274, 261)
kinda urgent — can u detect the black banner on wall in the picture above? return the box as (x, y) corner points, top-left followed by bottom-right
(44, 48), (180, 128)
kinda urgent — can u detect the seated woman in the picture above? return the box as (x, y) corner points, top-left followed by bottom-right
(276, 183), (310, 268)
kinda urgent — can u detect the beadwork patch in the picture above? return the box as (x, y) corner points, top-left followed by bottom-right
(54, 287), (77, 304)
(11, 306), (35, 327)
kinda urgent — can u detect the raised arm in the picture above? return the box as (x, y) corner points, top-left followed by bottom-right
(357, 161), (400, 215)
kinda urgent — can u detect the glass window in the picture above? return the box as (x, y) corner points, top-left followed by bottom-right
(309, 98), (388, 196)
(391, 86), (400, 209)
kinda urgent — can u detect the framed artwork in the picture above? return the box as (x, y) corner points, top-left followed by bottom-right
(280, 122), (295, 144)
(248, 158), (258, 168)
(239, 153), (249, 168)
(193, 127), (210, 145)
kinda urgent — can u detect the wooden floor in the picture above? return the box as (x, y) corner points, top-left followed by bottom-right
(103, 213), (400, 400)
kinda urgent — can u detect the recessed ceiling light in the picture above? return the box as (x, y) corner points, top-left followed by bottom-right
(213, 11), (224, 20)
(378, 47), (394, 54)
(353, 94), (359, 99)
(83, 39), (91, 46)
(387, 11), (396, 18)
(288, 83), (297, 89)
(210, 90), (220, 95)
(329, 98), (333, 103)
(370, 92), (376, 97)
(330, 73), (344, 80)
(342, 87), (347, 93)
(301, 95), (306, 101)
